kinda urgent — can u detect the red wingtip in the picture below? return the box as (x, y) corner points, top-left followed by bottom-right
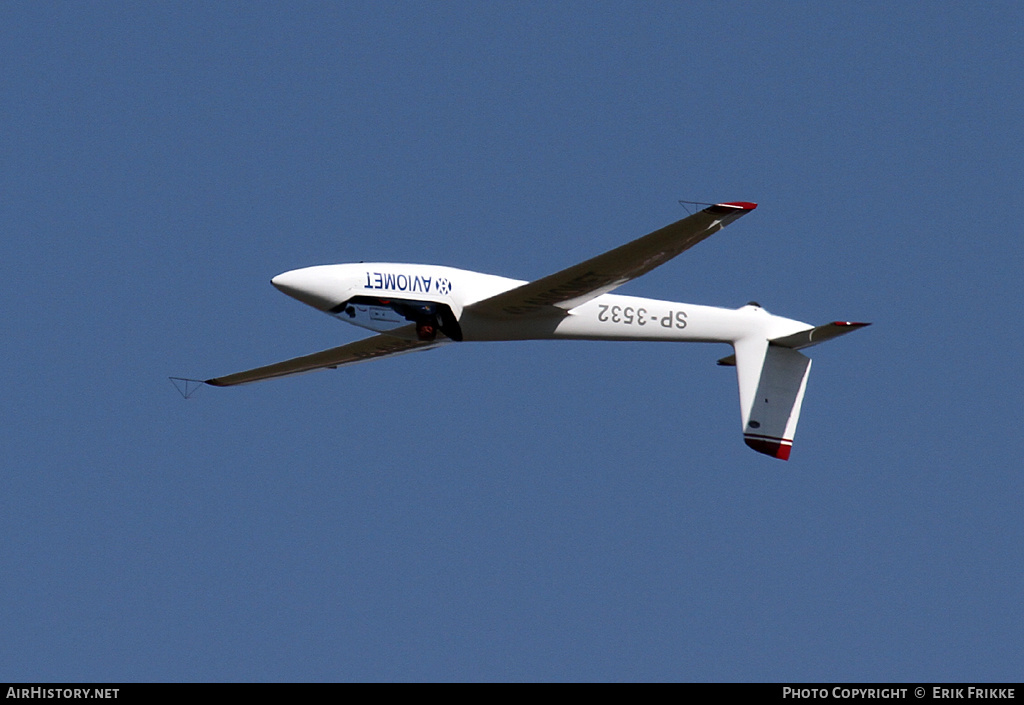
(744, 435), (792, 460)
(831, 321), (871, 327)
(708, 201), (758, 215)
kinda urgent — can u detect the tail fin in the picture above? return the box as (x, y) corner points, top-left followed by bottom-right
(733, 338), (811, 460)
(728, 321), (869, 460)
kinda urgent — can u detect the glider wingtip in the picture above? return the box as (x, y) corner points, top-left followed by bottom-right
(708, 201), (758, 215)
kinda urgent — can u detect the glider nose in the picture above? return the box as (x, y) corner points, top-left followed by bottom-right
(271, 267), (344, 311)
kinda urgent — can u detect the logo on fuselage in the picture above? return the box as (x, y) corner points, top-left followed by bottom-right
(363, 271), (451, 296)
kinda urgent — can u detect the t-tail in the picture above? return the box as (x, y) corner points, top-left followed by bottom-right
(721, 321), (870, 460)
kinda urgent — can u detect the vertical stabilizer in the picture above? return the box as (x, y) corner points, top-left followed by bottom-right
(733, 339), (812, 460)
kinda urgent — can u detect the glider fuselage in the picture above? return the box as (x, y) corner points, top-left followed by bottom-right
(272, 262), (811, 344)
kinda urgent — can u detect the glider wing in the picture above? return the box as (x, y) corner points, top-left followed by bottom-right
(464, 202), (756, 319)
(205, 326), (447, 387)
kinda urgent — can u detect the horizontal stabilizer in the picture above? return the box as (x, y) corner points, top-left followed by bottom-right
(717, 321), (869, 366)
(771, 321), (870, 350)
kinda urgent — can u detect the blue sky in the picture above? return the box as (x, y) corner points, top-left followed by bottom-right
(3, 2), (1022, 682)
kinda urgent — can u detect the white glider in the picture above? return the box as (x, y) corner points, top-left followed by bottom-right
(201, 202), (868, 459)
